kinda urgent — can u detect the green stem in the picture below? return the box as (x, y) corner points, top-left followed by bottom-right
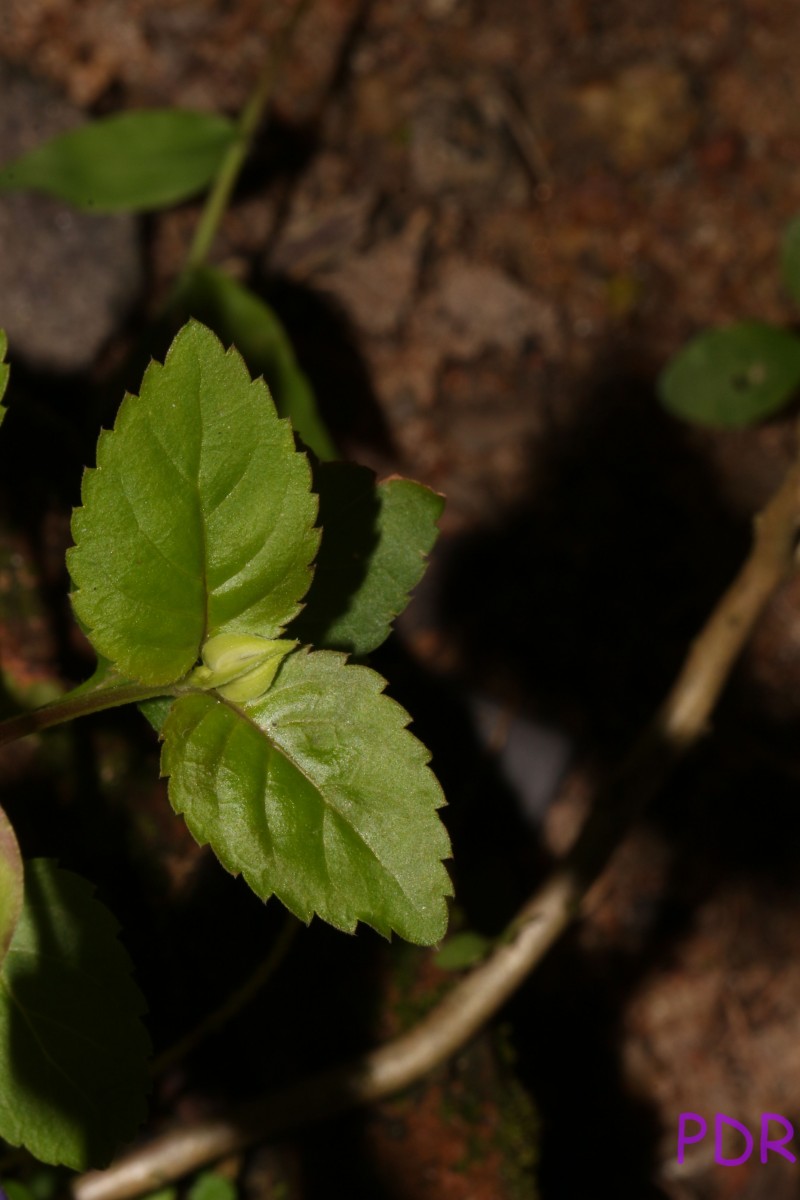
(175, 0), (314, 290)
(0, 682), (178, 749)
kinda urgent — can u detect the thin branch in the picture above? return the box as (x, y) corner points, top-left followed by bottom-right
(72, 458), (800, 1200)
(0, 682), (177, 749)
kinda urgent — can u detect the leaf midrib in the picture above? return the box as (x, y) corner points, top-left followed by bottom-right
(215, 693), (420, 907)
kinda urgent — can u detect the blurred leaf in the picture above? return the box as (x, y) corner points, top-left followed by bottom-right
(290, 464), (443, 656)
(781, 214), (800, 307)
(0, 804), (23, 969)
(21, 1169), (64, 1200)
(188, 1173), (237, 1200)
(162, 648), (452, 944)
(0, 111), (235, 213)
(68, 321), (318, 686)
(435, 930), (492, 971)
(3, 1182), (36, 1200)
(658, 322), (800, 427)
(0, 860), (150, 1169)
(180, 266), (336, 460)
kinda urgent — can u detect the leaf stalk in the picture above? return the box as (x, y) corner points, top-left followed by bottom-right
(0, 682), (178, 749)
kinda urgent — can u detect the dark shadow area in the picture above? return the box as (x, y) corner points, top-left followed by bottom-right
(424, 358), (783, 1196)
(289, 462), (382, 651)
(260, 274), (396, 457)
(438, 364), (752, 755)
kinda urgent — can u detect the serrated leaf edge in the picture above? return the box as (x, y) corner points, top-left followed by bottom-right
(161, 647), (452, 944)
(69, 322), (320, 686)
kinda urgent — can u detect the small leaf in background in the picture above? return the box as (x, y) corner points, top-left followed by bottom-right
(658, 321), (800, 428)
(188, 1173), (237, 1200)
(0, 1171), (63, 1200)
(290, 464), (444, 657)
(3, 1182), (37, 1200)
(781, 214), (800, 307)
(68, 321), (319, 686)
(162, 648), (452, 945)
(0, 804), (23, 969)
(15, 1170), (64, 1200)
(0, 111), (235, 213)
(0, 860), (150, 1169)
(434, 930), (493, 972)
(180, 266), (337, 460)
(0, 329), (9, 426)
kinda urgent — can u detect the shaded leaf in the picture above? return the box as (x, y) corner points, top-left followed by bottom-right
(139, 696), (175, 734)
(781, 214), (800, 307)
(188, 1174), (237, 1200)
(68, 321), (319, 686)
(0, 111), (235, 213)
(290, 464), (443, 656)
(658, 322), (800, 427)
(162, 648), (452, 944)
(15, 1168), (64, 1200)
(180, 266), (336, 460)
(435, 930), (492, 971)
(0, 805), (22, 968)
(0, 860), (150, 1169)
(4, 1183), (37, 1200)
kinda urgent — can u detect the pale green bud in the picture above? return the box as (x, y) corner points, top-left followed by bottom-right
(189, 634), (296, 702)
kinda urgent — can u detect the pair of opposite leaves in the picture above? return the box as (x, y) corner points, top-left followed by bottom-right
(68, 320), (452, 948)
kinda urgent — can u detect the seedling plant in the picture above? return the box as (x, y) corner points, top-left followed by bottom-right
(5, 25), (799, 1189)
(0, 50), (451, 1173)
(0, 319), (451, 1171)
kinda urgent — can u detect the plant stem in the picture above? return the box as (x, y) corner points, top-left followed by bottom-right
(0, 682), (176, 749)
(71, 458), (800, 1200)
(176, 0), (314, 290)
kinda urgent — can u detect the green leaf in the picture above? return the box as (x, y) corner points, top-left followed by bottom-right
(290, 464), (443, 656)
(68, 320), (319, 687)
(3, 1183), (37, 1200)
(188, 1173), (237, 1200)
(0, 805), (23, 970)
(162, 648), (452, 944)
(0, 860), (150, 1169)
(434, 931), (492, 972)
(139, 696), (175, 733)
(180, 266), (337, 460)
(658, 322), (800, 428)
(16, 1168), (64, 1200)
(781, 215), (800, 307)
(0, 329), (9, 427)
(0, 111), (235, 213)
